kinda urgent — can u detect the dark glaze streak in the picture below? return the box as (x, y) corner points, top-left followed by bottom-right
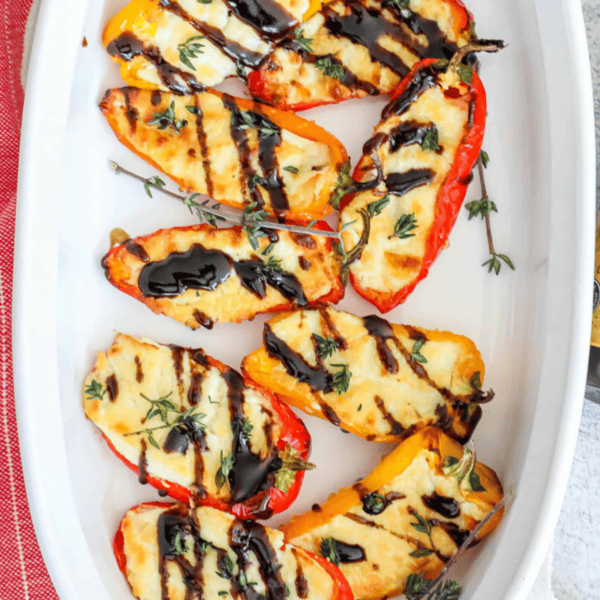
(382, 65), (441, 120)
(319, 308), (347, 350)
(170, 345), (186, 400)
(322, 2), (413, 77)
(138, 438), (148, 484)
(223, 97), (263, 207)
(160, 0), (264, 68)
(191, 98), (215, 198)
(258, 129), (289, 217)
(188, 372), (204, 406)
(388, 121), (434, 153)
(222, 0), (296, 40)
(292, 548), (309, 598)
(163, 415), (208, 455)
(320, 402), (341, 426)
(193, 310), (214, 330)
(134, 356), (144, 383)
(234, 260), (307, 306)
(223, 369), (281, 504)
(151, 90), (162, 106)
(385, 168), (434, 196)
(331, 539), (366, 563)
(264, 325), (333, 393)
(404, 325), (428, 342)
(122, 87), (139, 134)
(422, 492), (460, 519)
(191, 349), (210, 368)
(433, 520), (470, 548)
(124, 239), (150, 262)
(106, 374), (118, 402)
(157, 505), (207, 597)
(363, 315), (398, 374)
(229, 519), (288, 598)
(138, 245), (232, 297)
(106, 32), (204, 95)
(374, 395), (408, 437)
(299, 257), (311, 271)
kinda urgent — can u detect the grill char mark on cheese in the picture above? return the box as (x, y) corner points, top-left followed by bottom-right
(191, 99), (215, 199)
(222, 0), (296, 40)
(223, 369), (281, 505)
(122, 87), (139, 134)
(106, 32), (205, 95)
(292, 548), (309, 598)
(159, 0), (266, 69)
(124, 239), (150, 262)
(134, 355), (144, 383)
(106, 374), (118, 402)
(138, 439), (149, 484)
(264, 324), (334, 393)
(319, 307), (347, 351)
(138, 244), (233, 297)
(374, 395), (411, 437)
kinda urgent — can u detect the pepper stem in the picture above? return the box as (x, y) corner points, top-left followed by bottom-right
(442, 444), (482, 492)
(447, 39), (506, 72)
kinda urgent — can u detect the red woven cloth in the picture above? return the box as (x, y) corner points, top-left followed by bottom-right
(0, 0), (60, 597)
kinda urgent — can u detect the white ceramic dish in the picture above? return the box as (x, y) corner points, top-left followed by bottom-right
(13, 0), (595, 598)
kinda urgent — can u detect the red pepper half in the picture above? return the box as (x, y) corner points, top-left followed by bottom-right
(338, 54), (488, 312)
(114, 501), (354, 600)
(84, 334), (313, 519)
(248, 0), (474, 112)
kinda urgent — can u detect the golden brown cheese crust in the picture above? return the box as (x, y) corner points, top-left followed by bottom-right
(83, 334), (283, 502)
(102, 225), (343, 329)
(103, 0), (310, 90)
(119, 504), (338, 600)
(339, 68), (470, 297)
(242, 307), (489, 443)
(100, 87), (348, 219)
(283, 444), (498, 600)
(250, 0), (472, 109)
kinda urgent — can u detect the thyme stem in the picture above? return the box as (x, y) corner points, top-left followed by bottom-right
(477, 157), (495, 256)
(109, 161), (341, 241)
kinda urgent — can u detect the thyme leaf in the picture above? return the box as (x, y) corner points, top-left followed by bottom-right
(330, 363), (352, 394)
(362, 493), (386, 515)
(410, 339), (427, 364)
(480, 150), (490, 168)
(391, 213), (418, 239)
(241, 202), (269, 250)
(315, 57), (345, 81)
(465, 197), (497, 220)
(84, 379), (106, 401)
(312, 334), (338, 359)
(293, 27), (313, 52)
(367, 194), (390, 216)
(148, 101), (188, 133)
(178, 35), (206, 70)
(144, 175), (166, 198)
(482, 253), (514, 275)
(421, 128), (440, 151)
(404, 574), (462, 600)
(215, 450), (234, 490)
(283, 165), (299, 174)
(173, 532), (188, 556)
(320, 538), (340, 565)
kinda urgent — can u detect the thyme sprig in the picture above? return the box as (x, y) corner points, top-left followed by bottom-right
(293, 27), (313, 52)
(391, 213), (418, 239)
(410, 512), (435, 556)
(215, 450), (234, 490)
(123, 393), (206, 450)
(109, 162), (340, 241)
(320, 538), (341, 565)
(337, 207), (371, 285)
(410, 339), (427, 364)
(404, 575), (461, 600)
(468, 153), (515, 275)
(144, 176), (166, 198)
(148, 101), (188, 133)
(178, 35), (206, 70)
(184, 193), (225, 226)
(241, 202), (270, 250)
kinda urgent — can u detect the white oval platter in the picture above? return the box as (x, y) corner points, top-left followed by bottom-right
(13, 0), (595, 598)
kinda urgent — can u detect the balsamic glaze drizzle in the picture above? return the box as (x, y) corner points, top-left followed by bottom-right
(422, 492), (461, 519)
(221, 0), (296, 40)
(136, 243), (307, 306)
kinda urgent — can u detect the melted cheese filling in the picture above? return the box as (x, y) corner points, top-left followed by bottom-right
(102, 88), (339, 217)
(84, 334), (281, 500)
(105, 0), (309, 89)
(122, 505), (336, 600)
(104, 226), (340, 328)
(264, 308), (480, 438)
(339, 70), (470, 292)
(256, 0), (470, 107)
(288, 450), (488, 600)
